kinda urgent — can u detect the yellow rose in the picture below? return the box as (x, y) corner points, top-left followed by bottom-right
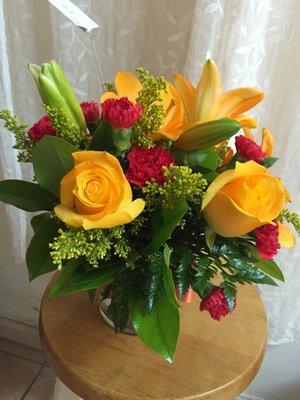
(54, 151), (145, 230)
(202, 161), (287, 237)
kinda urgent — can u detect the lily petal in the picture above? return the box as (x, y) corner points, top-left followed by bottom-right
(278, 222), (296, 248)
(236, 114), (257, 129)
(173, 73), (196, 122)
(195, 60), (221, 122)
(261, 127), (274, 157)
(115, 71), (142, 103)
(219, 87), (264, 118)
(100, 91), (118, 103)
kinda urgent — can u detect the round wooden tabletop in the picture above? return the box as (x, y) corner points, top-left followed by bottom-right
(40, 282), (267, 400)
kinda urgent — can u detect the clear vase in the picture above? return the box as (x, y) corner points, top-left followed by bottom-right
(98, 291), (136, 335)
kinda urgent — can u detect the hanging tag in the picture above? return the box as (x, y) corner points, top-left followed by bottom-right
(48, 0), (100, 32)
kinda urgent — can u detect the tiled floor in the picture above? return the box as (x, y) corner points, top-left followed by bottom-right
(0, 316), (56, 400)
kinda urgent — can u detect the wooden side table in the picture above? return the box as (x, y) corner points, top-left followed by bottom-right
(40, 282), (267, 400)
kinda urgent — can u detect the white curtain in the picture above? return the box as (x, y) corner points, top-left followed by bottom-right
(0, 0), (299, 344)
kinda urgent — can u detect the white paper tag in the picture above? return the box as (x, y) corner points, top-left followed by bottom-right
(48, 0), (100, 32)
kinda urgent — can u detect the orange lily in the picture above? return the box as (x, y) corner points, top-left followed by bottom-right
(174, 59), (263, 132)
(100, 71), (184, 140)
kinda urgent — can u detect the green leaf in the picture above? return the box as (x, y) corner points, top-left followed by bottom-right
(220, 281), (237, 312)
(185, 148), (219, 170)
(145, 260), (165, 312)
(49, 262), (122, 299)
(227, 258), (277, 286)
(26, 218), (60, 281)
(243, 244), (285, 282)
(173, 245), (193, 299)
(201, 171), (219, 183)
(192, 257), (215, 298)
(107, 270), (131, 332)
(30, 213), (51, 233)
(129, 295), (180, 363)
(0, 180), (58, 212)
(89, 120), (113, 150)
(262, 157), (278, 168)
(256, 259), (284, 282)
(162, 245), (178, 309)
(205, 226), (216, 250)
(147, 197), (188, 254)
(32, 136), (76, 197)
(49, 259), (80, 299)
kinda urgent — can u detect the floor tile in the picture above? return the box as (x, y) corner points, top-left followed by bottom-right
(0, 316), (40, 350)
(24, 366), (56, 400)
(0, 337), (44, 364)
(0, 351), (41, 400)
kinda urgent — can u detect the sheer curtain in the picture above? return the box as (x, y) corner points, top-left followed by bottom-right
(0, 0), (299, 343)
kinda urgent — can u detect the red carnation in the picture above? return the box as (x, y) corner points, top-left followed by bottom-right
(200, 287), (230, 321)
(254, 224), (280, 260)
(80, 101), (100, 125)
(101, 97), (142, 129)
(28, 116), (57, 142)
(126, 146), (175, 188)
(235, 135), (265, 163)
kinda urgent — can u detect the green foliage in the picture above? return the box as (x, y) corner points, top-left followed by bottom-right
(49, 261), (122, 299)
(0, 180), (58, 212)
(173, 245), (193, 299)
(107, 270), (132, 332)
(147, 197), (188, 254)
(145, 257), (165, 312)
(132, 67), (167, 147)
(279, 209), (300, 235)
(143, 165), (207, 209)
(88, 120), (113, 150)
(50, 226), (130, 268)
(129, 294), (180, 363)
(32, 135), (76, 197)
(192, 257), (216, 298)
(184, 148), (219, 171)
(220, 280), (237, 312)
(212, 239), (279, 286)
(261, 157), (279, 168)
(26, 217), (61, 281)
(45, 105), (85, 147)
(0, 109), (34, 162)
(31, 213), (51, 233)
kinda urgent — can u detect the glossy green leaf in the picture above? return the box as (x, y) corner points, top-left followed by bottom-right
(30, 213), (51, 233)
(0, 180), (58, 212)
(129, 295), (180, 363)
(26, 218), (60, 281)
(32, 136), (76, 197)
(185, 148), (219, 170)
(162, 245), (178, 308)
(205, 225), (216, 250)
(49, 262), (122, 299)
(262, 157), (278, 168)
(243, 244), (284, 282)
(89, 120), (113, 150)
(147, 197), (188, 254)
(173, 245), (193, 299)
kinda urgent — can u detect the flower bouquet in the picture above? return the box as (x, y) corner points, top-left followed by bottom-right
(0, 59), (299, 362)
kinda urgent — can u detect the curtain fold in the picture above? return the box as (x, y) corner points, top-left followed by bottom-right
(0, 0), (299, 343)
